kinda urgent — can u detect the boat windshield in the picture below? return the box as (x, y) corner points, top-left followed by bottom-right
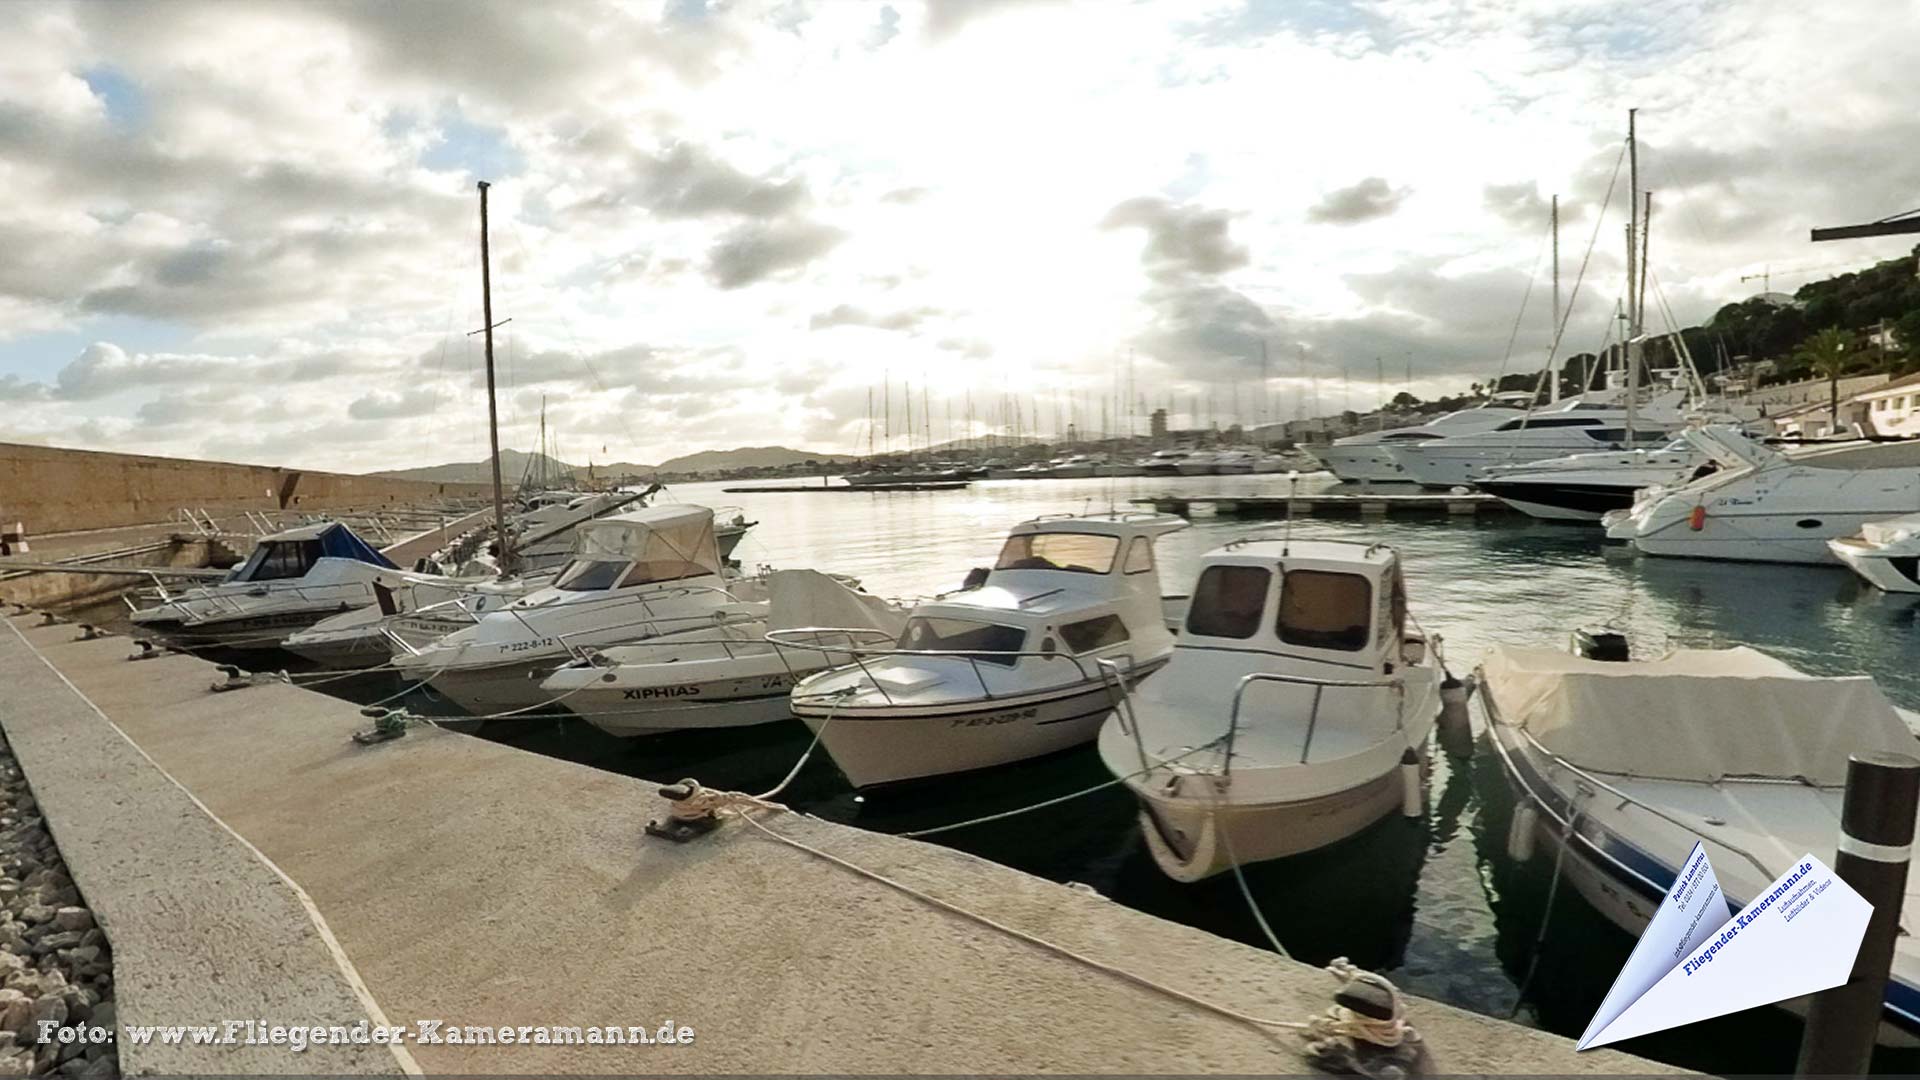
(1278, 569), (1373, 651)
(1185, 564), (1271, 639)
(234, 539), (322, 583)
(554, 559), (629, 592)
(994, 532), (1119, 574)
(896, 616), (1026, 667)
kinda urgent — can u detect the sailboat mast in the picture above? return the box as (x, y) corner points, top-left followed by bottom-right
(477, 180), (511, 570)
(1550, 194), (1561, 404)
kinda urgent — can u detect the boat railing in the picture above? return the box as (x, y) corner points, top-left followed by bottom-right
(569, 612), (771, 666)
(186, 579), (379, 619)
(1224, 672), (1406, 781)
(765, 626), (1126, 708)
(542, 586), (764, 662)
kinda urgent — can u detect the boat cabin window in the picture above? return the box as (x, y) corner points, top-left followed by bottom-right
(1492, 417), (1602, 431)
(554, 559), (629, 592)
(1058, 614), (1130, 654)
(995, 532), (1120, 574)
(897, 617), (1026, 667)
(1277, 570), (1373, 652)
(1122, 537), (1154, 574)
(1381, 432), (1434, 440)
(1184, 565), (1271, 639)
(236, 539), (322, 582)
(618, 556), (717, 587)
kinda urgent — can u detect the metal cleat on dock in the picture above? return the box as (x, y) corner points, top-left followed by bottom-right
(351, 707), (410, 745)
(645, 778), (723, 843)
(76, 624), (108, 641)
(38, 611), (62, 626)
(210, 664), (290, 692)
(128, 639), (165, 661)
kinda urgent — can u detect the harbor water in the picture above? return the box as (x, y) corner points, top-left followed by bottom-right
(346, 473), (1920, 1076)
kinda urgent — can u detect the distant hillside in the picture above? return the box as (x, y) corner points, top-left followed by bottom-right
(656, 446), (851, 473)
(372, 445), (846, 482)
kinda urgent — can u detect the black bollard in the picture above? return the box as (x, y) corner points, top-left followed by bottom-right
(1795, 752), (1920, 1077)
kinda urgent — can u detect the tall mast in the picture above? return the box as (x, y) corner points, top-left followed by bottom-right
(1627, 108), (1641, 336)
(1550, 194), (1561, 403)
(477, 181), (511, 571)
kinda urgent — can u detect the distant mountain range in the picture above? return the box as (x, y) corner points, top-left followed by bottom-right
(371, 445), (851, 484)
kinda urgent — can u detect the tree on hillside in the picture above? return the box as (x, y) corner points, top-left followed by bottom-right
(1795, 327), (1854, 431)
(1389, 391), (1421, 411)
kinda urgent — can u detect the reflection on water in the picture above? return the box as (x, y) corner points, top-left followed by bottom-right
(156, 474), (1920, 1075)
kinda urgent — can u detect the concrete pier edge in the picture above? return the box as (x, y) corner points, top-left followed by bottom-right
(0, 612), (1682, 1075)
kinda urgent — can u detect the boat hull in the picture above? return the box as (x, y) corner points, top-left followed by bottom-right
(793, 676), (1148, 789)
(560, 668), (807, 736)
(1631, 509), (1885, 565)
(131, 605), (355, 651)
(1473, 480), (1640, 522)
(1830, 539), (1920, 593)
(1313, 446), (1406, 483)
(427, 658), (570, 717)
(1129, 766), (1410, 881)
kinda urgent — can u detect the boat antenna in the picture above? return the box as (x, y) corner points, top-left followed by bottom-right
(1283, 470), (1299, 556)
(475, 180), (513, 574)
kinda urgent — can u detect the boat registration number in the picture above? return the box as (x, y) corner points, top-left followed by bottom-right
(952, 706), (1036, 728)
(501, 638), (556, 654)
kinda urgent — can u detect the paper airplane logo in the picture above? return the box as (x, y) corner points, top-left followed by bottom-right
(1578, 844), (1871, 1050)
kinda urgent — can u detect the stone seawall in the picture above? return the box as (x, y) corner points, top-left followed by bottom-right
(0, 443), (493, 535)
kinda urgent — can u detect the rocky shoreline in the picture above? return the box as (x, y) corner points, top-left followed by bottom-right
(0, 737), (114, 1079)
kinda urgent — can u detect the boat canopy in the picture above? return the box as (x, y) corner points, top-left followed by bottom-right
(573, 505), (722, 582)
(767, 569), (907, 636)
(1483, 645), (1915, 786)
(233, 522), (397, 582)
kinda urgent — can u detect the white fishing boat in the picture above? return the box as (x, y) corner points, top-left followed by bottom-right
(1309, 401), (1531, 482)
(1481, 639), (1920, 1044)
(129, 523), (400, 650)
(780, 512), (1188, 789)
(281, 568), (551, 669)
(539, 570), (907, 736)
(1831, 512), (1920, 593)
(1472, 439), (1714, 522)
(1097, 539), (1441, 881)
(390, 505), (766, 716)
(1605, 426), (1920, 564)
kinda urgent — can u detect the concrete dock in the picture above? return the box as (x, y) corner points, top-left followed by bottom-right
(0, 613), (1675, 1075)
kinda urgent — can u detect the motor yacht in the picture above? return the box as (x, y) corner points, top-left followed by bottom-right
(1387, 391), (1689, 489)
(1605, 426), (1920, 564)
(129, 522), (399, 650)
(1209, 449), (1257, 475)
(539, 569), (907, 737)
(390, 505), (766, 716)
(1482, 637), (1920, 1044)
(1175, 452), (1221, 476)
(1097, 539), (1440, 881)
(782, 512), (1188, 789)
(1472, 439), (1715, 522)
(1830, 512), (1920, 593)
(1137, 449), (1193, 476)
(1309, 401), (1531, 482)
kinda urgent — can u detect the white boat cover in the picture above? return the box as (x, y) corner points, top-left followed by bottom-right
(574, 505), (720, 576)
(1862, 513), (1920, 547)
(1482, 645), (1915, 786)
(766, 570), (907, 635)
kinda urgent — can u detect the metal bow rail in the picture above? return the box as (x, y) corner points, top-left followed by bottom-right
(764, 626), (1139, 709)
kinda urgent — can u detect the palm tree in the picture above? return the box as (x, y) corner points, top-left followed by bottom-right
(1795, 327), (1853, 433)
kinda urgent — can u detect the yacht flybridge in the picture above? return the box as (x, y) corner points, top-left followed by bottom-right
(1311, 400), (1530, 483)
(1606, 426), (1920, 564)
(782, 512), (1187, 789)
(129, 522), (399, 650)
(390, 505), (766, 716)
(1097, 539), (1441, 881)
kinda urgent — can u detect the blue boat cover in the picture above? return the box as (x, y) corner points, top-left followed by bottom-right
(316, 523), (398, 569)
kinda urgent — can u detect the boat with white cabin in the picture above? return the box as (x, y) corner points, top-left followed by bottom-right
(1472, 439), (1715, 522)
(390, 505), (767, 716)
(781, 512), (1187, 789)
(1310, 399), (1531, 483)
(1098, 539), (1441, 881)
(539, 569), (907, 737)
(1387, 391), (1692, 489)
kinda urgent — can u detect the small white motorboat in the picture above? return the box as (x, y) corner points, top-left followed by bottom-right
(129, 522), (400, 650)
(1481, 638), (1920, 1043)
(281, 569), (552, 669)
(539, 569), (907, 737)
(390, 505), (766, 717)
(782, 512), (1188, 789)
(1831, 512), (1920, 593)
(1098, 539), (1441, 881)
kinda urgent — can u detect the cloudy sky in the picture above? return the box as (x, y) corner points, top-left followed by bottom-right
(3, 0), (1916, 471)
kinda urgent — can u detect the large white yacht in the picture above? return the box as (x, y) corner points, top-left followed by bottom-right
(129, 522), (399, 650)
(783, 513), (1187, 789)
(1387, 391), (1690, 489)
(1472, 439), (1715, 522)
(1310, 398), (1531, 483)
(1606, 427), (1920, 564)
(390, 505), (765, 716)
(1097, 539), (1440, 881)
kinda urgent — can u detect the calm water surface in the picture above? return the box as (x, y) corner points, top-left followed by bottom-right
(362, 474), (1920, 1075)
